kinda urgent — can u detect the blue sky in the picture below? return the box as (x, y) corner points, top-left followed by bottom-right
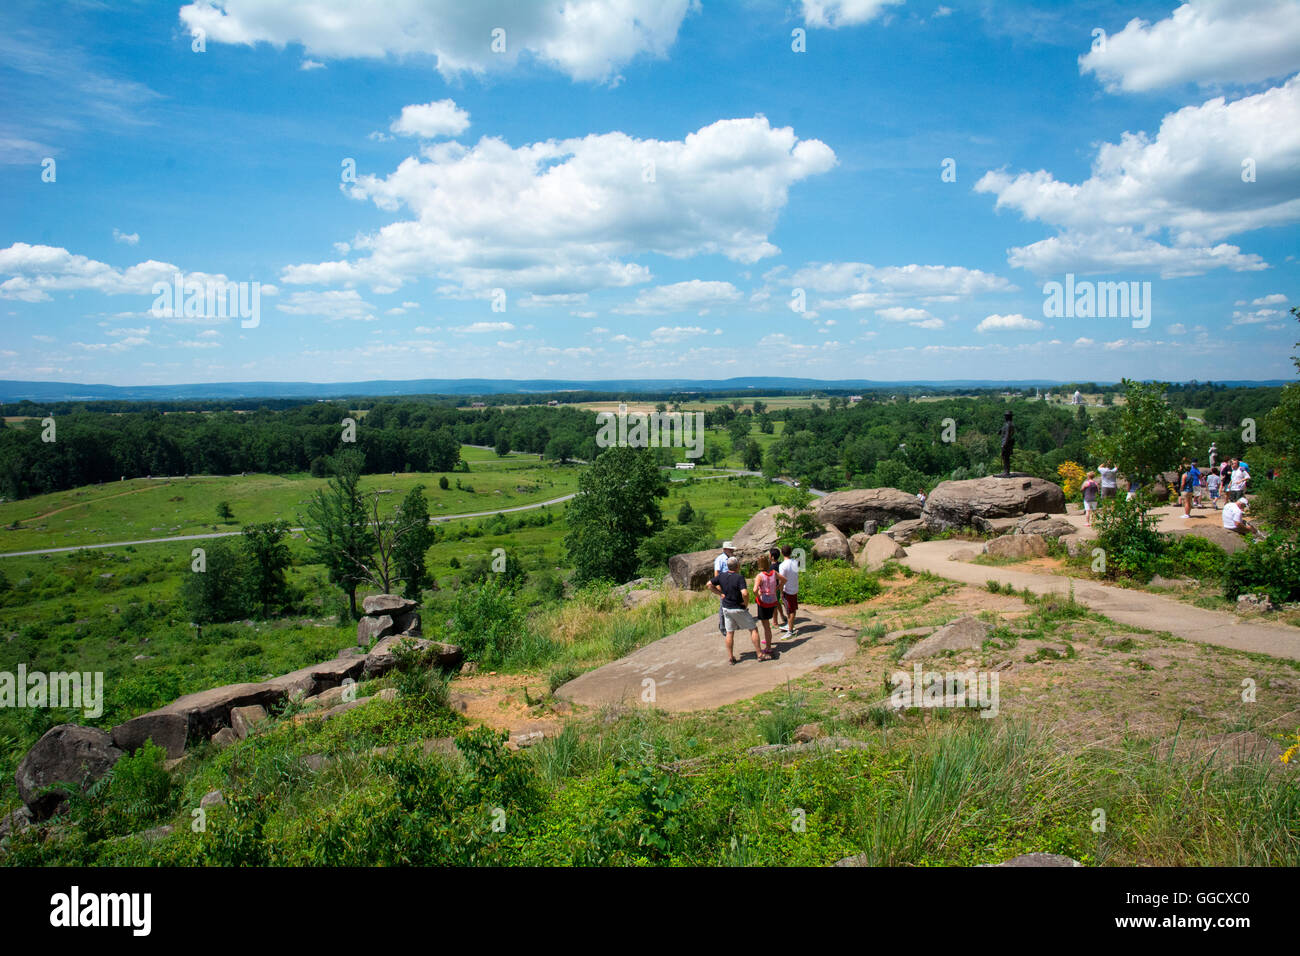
(1, 0), (1297, 386)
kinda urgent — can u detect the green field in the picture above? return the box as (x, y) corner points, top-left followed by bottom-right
(0, 450), (583, 554)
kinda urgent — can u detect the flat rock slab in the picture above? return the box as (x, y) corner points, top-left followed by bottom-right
(555, 611), (859, 712)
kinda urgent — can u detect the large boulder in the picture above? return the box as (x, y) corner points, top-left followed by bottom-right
(923, 476), (1066, 530)
(814, 488), (921, 535)
(361, 594), (417, 617)
(357, 614), (396, 646)
(148, 682), (286, 743)
(811, 526), (852, 561)
(883, 518), (928, 544)
(110, 712), (188, 760)
(1016, 514), (1077, 539)
(363, 635), (464, 679)
(984, 534), (1049, 560)
(230, 704), (269, 740)
(901, 615), (991, 660)
(858, 534), (906, 571)
(668, 549), (720, 590)
(730, 506), (782, 555)
(847, 532), (870, 555)
(16, 724), (123, 819)
(1166, 525), (1250, 555)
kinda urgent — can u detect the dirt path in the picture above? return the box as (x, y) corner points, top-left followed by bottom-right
(902, 539), (1300, 661)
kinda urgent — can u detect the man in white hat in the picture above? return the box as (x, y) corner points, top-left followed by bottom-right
(714, 542), (735, 637)
(1221, 496), (1259, 537)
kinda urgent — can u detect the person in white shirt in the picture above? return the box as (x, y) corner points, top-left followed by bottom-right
(1229, 462), (1248, 502)
(1222, 498), (1258, 536)
(1097, 462), (1118, 501)
(714, 542), (735, 637)
(778, 544), (800, 638)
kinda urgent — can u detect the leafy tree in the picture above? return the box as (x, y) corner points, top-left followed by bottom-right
(301, 450), (372, 618)
(181, 539), (250, 624)
(1088, 379), (1187, 493)
(439, 475), (450, 490)
(545, 436), (576, 463)
(565, 446), (667, 585)
(216, 501), (234, 522)
(743, 439), (764, 471)
(637, 511), (716, 573)
(1254, 306), (1300, 531)
(494, 432), (511, 457)
(773, 486), (821, 551)
(241, 520), (293, 618)
(677, 500), (695, 524)
(393, 484), (435, 599)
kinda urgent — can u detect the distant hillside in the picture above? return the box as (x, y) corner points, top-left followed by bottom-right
(0, 374), (1289, 403)
(0, 377), (1288, 403)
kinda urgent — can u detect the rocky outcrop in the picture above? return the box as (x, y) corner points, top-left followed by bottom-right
(230, 704), (268, 740)
(732, 505), (845, 559)
(883, 518), (927, 544)
(362, 635), (464, 679)
(811, 526), (852, 561)
(813, 488), (921, 535)
(984, 534), (1049, 560)
(110, 711), (188, 760)
(923, 476), (1066, 531)
(16, 725), (124, 820)
(668, 549), (719, 589)
(1016, 514), (1076, 539)
(1165, 525), (1249, 554)
(847, 532), (870, 555)
(730, 506), (783, 556)
(900, 615), (991, 660)
(857, 534), (906, 571)
(357, 594), (421, 646)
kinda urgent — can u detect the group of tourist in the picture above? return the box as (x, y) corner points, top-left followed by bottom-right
(1075, 449), (1260, 536)
(706, 542), (800, 665)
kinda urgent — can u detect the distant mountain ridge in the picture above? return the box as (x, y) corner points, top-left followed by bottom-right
(0, 377), (1288, 403)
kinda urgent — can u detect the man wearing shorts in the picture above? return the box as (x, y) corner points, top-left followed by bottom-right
(713, 541), (735, 638)
(707, 556), (766, 664)
(778, 544), (800, 637)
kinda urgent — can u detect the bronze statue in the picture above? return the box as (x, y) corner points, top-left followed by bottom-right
(999, 411), (1015, 477)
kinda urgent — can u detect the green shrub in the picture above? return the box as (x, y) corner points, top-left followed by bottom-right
(1092, 496), (1164, 581)
(799, 561), (883, 605)
(447, 580), (553, 669)
(1154, 535), (1227, 581)
(1223, 532), (1300, 604)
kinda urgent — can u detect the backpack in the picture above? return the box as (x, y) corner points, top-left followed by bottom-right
(756, 570), (778, 606)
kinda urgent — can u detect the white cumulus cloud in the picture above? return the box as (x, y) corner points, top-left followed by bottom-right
(390, 99), (470, 139)
(282, 116), (835, 297)
(178, 0), (696, 83)
(976, 313), (1044, 333)
(1079, 0), (1300, 93)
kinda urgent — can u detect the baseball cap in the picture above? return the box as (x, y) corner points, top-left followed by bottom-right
(722, 540), (735, 550)
(1239, 498), (1249, 508)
